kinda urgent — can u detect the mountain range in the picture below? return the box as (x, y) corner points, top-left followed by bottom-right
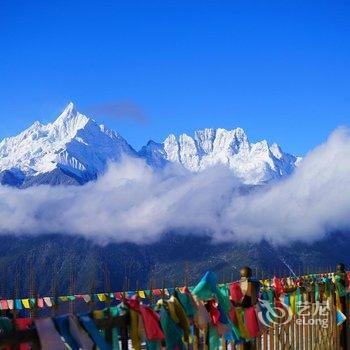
(0, 103), (301, 187)
(0, 103), (346, 297)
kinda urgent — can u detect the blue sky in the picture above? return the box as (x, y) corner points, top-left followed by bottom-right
(1, 0), (349, 155)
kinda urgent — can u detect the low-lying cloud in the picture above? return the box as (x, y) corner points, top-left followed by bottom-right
(1, 127), (350, 245)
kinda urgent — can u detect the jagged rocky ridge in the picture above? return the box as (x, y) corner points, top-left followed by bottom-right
(0, 103), (301, 186)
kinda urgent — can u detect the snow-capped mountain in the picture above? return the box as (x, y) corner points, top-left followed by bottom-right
(140, 128), (301, 184)
(0, 103), (300, 186)
(0, 103), (136, 186)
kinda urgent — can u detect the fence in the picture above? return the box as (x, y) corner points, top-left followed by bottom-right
(255, 293), (340, 350)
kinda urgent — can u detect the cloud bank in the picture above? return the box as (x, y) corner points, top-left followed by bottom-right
(1, 127), (350, 245)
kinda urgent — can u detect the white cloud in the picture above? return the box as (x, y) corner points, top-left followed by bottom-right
(0, 127), (350, 244)
(226, 127), (350, 243)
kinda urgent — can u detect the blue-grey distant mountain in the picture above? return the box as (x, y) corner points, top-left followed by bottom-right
(0, 103), (301, 186)
(0, 231), (347, 297)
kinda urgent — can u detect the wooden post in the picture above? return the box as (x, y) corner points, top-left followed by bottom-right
(51, 269), (59, 317)
(262, 329), (267, 350)
(136, 280), (139, 299)
(28, 258), (37, 319)
(183, 261), (187, 287)
(193, 324), (200, 350)
(296, 310), (300, 350)
(149, 276), (154, 306)
(120, 321), (128, 350)
(12, 266), (20, 350)
(89, 280), (96, 313)
(104, 264), (113, 344)
(221, 337), (227, 350)
(0, 265), (7, 317)
(68, 260), (76, 314)
(161, 279), (165, 299)
(204, 324), (209, 350)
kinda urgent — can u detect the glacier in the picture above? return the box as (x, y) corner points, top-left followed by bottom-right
(0, 103), (301, 186)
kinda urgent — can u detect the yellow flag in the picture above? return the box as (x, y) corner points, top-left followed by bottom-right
(290, 293), (296, 315)
(22, 299), (30, 309)
(97, 293), (106, 302)
(93, 310), (104, 319)
(138, 290), (146, 299)
(336, 291), (342, 311)
(130, 309), (141, 350)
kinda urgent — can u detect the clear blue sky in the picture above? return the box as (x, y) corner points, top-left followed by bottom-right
(1, 0), (349, 155)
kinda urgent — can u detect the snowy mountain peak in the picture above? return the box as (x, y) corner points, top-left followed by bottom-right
(51, 102), (90, 139)
(54, 102), (78, 123)
(0, 103), (137, 186)
(142, 127), (300, 184)
(62, 101), (76, 113)
(31, 120), (43, 129)
(270, 142), (283, 159)
(18, 120), (44, 140)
